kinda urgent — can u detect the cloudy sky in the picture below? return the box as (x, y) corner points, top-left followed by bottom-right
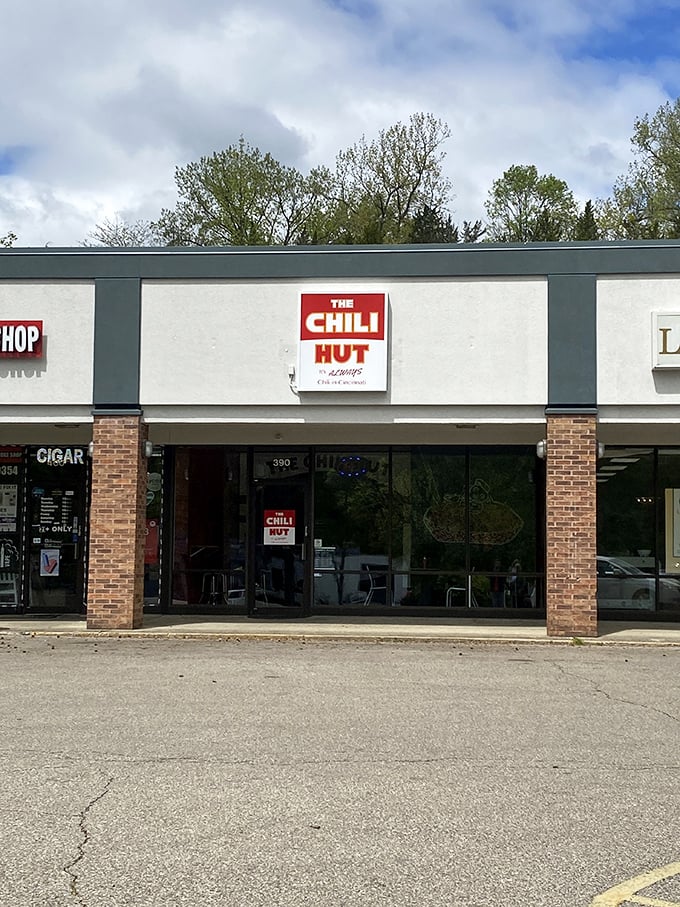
(2, 0), (680, 246)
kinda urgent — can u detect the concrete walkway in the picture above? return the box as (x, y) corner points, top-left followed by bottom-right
(2, 613), (680, 645)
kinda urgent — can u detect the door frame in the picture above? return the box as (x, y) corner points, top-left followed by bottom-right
(248, 449), (313, 617)
(23, 445), (90, 614)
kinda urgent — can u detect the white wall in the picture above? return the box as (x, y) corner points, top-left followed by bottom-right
(140, 278), (547, 410)
(0, 282), (94, 409)
(598, 276), (680, 406)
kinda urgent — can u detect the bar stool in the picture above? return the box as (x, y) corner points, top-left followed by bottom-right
(200, 572), (228, 605)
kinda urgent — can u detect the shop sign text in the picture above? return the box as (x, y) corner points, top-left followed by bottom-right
(0, 321), (43, 358)
(36, 447), (85, 466)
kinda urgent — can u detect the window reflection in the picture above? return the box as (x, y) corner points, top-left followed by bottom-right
(392, 449), (466, 573)
(172, 448), (247, 606)
(314, 446), (540, 609)
(170, 445), (544, 612)
(313, 451), (389, 606)
(597, 448), (657, 610)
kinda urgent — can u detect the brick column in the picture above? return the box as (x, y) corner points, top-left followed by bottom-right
(87, 414), (147, 629)
(546, 413), (598, 638)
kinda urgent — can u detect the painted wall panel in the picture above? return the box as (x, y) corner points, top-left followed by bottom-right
(140, 279), (547, 408)
(598, 276), (680, 405)
(0, 282), (94, 406)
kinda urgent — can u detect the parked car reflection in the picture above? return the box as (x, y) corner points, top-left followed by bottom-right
(597, 556), (680, 610)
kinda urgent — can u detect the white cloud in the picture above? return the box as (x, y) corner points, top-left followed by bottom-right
(0, 0), (677, 244)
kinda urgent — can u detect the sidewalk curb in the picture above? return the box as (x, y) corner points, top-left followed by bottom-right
(6, 628), (680, 647)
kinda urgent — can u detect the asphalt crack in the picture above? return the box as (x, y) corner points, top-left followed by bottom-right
(63, 774), (113, 906)
(552, 661), (680, 724)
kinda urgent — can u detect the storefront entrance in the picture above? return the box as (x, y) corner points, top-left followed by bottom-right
(26, 446), (89, 613)
(251, 473), (310, 616)
(166, 444), (543, 617)
(0, 446), (90, 614)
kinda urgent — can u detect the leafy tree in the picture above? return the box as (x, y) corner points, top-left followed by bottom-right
(597, 99), (680, 239)
(573, 200), (599, 240)
(330, 113), (453, 243)
(84, 115), (463, 248)
(83, 217), (162, 247)
(596, 186), (666, 240)
(154, 137), (332, 246)
(0, 231), (16, 247)
(484, 164), (579, 242)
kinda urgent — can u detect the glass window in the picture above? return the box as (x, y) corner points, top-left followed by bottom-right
(656, 450), (680, 612)
(172, 448), (247, 606)
(390, 447), (539, 609)
(144, 448), (163, 607)
(0, 447), (25, 609)
(391, 448), (466, 573)
(469, 449), (538, 608)
(170, 444), (544, 612)
(313, 450), (389, 606)
(597, 448), (657, 610)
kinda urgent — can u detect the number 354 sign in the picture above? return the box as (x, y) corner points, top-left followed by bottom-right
(263, 510), (295, 545)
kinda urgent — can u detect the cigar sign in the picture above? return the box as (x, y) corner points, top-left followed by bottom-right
(264, 510), (295, 545)
(298, 292), (387, 391)
(0, 321), (43, 358)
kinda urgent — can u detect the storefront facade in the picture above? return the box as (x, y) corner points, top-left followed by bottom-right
(2, 242), (680, 635)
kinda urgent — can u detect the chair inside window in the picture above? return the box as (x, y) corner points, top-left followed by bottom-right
(359, 564), (388, 605)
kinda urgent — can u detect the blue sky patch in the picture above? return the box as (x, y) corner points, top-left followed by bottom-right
(326, 0), (378, 22)
(0, 146), (30, 176)
(576, 6), (680, 66)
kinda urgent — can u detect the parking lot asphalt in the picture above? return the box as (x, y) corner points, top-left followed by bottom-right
(3, 633), (680, 906)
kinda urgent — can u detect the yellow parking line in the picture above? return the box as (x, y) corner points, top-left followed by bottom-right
(630, 896), (680, 906)
(590, 862), (680, 906)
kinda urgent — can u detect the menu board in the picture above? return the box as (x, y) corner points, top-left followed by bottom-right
(0, 484), (18, 532)
(36, 489), (75, 533)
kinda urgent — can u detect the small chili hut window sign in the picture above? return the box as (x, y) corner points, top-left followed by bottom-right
(0, 321), (43, 358)
(264, 510), (295, 545)
(298, 292), (387, 391)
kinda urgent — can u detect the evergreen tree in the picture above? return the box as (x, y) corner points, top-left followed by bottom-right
(573, 200), (599, 240)
(409, 205), (458, 242)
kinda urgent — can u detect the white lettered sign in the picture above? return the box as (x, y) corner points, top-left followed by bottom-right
(298, 292), (388, 391)
(653, 313), (680, 368)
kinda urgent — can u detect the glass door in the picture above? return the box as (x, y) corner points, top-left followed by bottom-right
(250, 452), (310, 617)
(26, 446), (89, 613)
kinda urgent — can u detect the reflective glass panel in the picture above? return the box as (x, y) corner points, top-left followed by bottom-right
(172, 448), (247, 605)
(313, 450), (389, 606)
(391, 449), (466, 572)
(656, 450), (680, 611)
(597, 448), (657, 611)
(469, 449), (538, 608)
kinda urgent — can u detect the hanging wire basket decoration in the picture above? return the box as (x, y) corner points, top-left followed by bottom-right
(423, 478), (524, 545)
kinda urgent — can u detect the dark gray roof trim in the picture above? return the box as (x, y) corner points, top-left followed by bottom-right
(1, 241), (680, 280)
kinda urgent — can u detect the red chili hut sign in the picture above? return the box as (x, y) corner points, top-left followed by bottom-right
(264, 510), (295, 545)
(298, 292), (387, 391)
